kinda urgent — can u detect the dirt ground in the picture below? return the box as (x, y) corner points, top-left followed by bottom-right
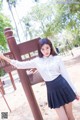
(0, 47), (80, 120)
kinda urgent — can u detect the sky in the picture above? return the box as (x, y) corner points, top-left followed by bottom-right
(3, 0), (48, 19)
(3, 0), (47, 16)
(2, 0), (48, 42)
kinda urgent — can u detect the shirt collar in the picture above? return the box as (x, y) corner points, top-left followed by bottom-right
(43, 55), (53, 59)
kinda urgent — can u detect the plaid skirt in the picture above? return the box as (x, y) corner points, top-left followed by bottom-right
(45, 75), (76, 109)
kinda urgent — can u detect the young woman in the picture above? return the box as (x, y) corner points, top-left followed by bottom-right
(0, 38), (79, 120)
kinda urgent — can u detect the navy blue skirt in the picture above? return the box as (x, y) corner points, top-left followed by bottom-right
(45, 75), (76, 109)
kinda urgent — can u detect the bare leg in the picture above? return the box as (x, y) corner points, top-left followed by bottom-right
(64, 102), (75, 120)
(55, 106), (68, 120)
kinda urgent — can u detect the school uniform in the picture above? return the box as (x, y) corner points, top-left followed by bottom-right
(11, 55), (76, 109)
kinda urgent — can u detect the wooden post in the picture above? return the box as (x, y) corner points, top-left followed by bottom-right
(9, 72), (16, 90)
(2, 93), (11, 112)
(4, 28), (43, 120)
(2, 52), (16, 91)
(0, 79), (11, 112)
(0, 79), (5, 95)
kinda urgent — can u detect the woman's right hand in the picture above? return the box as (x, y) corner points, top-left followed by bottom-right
(0, 53), (11, 63)
(0, 53), (4, 60)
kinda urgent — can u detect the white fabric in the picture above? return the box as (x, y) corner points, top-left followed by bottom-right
(10, 55), (77, 93)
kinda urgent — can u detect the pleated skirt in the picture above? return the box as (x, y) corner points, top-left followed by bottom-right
(45, 75), (76, 109)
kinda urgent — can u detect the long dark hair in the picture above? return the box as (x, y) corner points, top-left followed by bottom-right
(38, 38), (57, 57)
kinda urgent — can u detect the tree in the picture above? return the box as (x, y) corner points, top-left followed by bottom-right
(0, 13), (12, 50)
(22, 1), (80, 49)
(22, 3), (64, 38)
(61, 4), (80, 47)
(6, 0), (21, 42)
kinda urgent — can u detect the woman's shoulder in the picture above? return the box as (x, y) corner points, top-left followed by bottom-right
(53, 55), (61, 59)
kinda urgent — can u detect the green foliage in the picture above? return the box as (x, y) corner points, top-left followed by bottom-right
(60, 4), (80, 47)
(22, 3), (65, 38)
(72, 36), (80, 47)
(22, 1), (80, 50)
(0, 13), (12, 49)
(0, 69), (5, 77)
(69, 4), (80, 14)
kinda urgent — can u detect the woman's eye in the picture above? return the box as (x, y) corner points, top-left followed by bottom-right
(46, 47), (49, 49)
(41, 48), (44, 51)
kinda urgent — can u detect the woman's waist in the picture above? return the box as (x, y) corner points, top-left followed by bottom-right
(45, 74), (66, 85)
(44, 74), (61, 82)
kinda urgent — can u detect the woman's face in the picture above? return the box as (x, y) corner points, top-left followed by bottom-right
(40, 44), (51, 57)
